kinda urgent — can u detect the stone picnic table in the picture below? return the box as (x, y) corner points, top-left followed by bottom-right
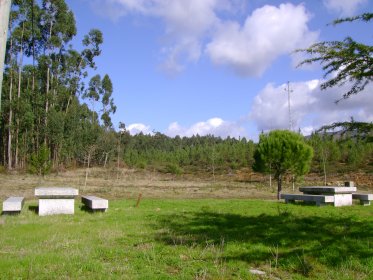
(35, 187), (79, 216)
(299, 186), (357, 207)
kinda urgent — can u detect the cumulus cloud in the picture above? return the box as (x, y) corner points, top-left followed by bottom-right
(206, 3), (319, 76)
(250, 80), (373, 135)
(90, 1), (318, 76)
(126, 118), (247, 138)
(323, 0), (368, 16)
(92, 0), (230, 73)
(166, 117), (246, 138)
(127, 123), (153, 135)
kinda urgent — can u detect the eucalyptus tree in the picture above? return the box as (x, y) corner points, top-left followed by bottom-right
(39, 0), (76, 144)
(9, 0), (40, 168)
(100, 74), (116, 129)
(1, 0), (113, 171)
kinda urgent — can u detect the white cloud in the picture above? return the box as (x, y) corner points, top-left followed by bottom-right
(250, 80), (373, 134)
(126, 118), (247, 138)
(91, 1), (318, 76)
(323, 0), (368, 16)
(127, 123), (153, 135)
(166, 117), (246, 138)
(205, 3), (319, 76)
(92, 0), (229, 72)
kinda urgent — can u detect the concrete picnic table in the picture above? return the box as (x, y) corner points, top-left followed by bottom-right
(299, 186), (357, 207)
(35, 187), (79, 216)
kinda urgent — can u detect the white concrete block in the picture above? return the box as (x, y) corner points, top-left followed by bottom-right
(81, 196), (108, 211)
(352, 193), (373, 206)
(38, 199), (75, 216)
(3, 197), (24, 212)
(300, 186), (356, 194)
(35, 187), (78, 198)
(333, 194), (353, 207)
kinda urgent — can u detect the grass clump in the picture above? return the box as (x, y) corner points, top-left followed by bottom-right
(0, 199), (372, 279)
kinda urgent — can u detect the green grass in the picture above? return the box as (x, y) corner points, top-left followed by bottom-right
(0, 199), (372, 279)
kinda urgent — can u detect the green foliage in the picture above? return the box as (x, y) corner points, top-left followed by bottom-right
(297, 13), (373, 101)
(254, 130), (313, 177)
(165, 162), (183, 175)
(28, 144), (51, 176)
(1, 0), (115, 169)
(253, 130), (313, 199)
(121, 133), (255, 173)
(319, 119), (373, 143)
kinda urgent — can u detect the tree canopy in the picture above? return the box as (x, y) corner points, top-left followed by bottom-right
(297, 13), (373, 101)
(1, 0), (116, 170)
(253, 130), (313, 200)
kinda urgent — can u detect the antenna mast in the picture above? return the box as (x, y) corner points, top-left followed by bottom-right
(284, 81), (293, 131)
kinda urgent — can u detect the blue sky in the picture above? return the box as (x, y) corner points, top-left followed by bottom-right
(67, 0), (372, 141)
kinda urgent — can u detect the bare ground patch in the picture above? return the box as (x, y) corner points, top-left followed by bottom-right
(0, 167), (372, 201)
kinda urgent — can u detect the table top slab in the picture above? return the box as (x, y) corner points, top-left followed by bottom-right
(35, 187), (79, 198)
(299, 186), (356, 194)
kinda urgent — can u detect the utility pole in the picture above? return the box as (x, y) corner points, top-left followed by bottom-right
(284, 81), (295, 191)
(0, 0), (12, 113)
(284, 81), (293, 131)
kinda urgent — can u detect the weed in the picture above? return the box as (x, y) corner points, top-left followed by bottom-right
(296, 249), (313, 277)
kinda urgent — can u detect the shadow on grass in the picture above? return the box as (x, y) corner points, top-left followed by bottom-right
(79, 205), (107, 213)
(1, 211), (21, 216)
(28, 205), (38, 214)
(153, 207), (373, 270)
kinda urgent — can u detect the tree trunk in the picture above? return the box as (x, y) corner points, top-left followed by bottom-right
(322, 149), (327, 186)
(44, 21), (53, 145)
(0, 0), (12, 116)
(15, 23), (25, 168)
(7, 32), (14, 170)
(44, 66), (50, 145)
(84, 150), (92, 189)
(8, 72), (13, 169)
(65, 94), (72, 114)
(104, 152), (108, 168)
(277, 174), (282, 200)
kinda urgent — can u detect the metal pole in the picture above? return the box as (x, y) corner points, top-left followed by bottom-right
(284, 81), (293, 131)
(0, 0), (12, 113)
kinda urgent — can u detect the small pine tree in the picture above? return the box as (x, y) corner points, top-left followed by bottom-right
(253, 130), (313, 200)
(29, 144), (51, 176)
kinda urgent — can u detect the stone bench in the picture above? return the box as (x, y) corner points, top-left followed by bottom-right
(81, 196), (108, 212)
(2, 197), (24, 214)
(281, 193), (334, 207)
(352, 193), (373, 206)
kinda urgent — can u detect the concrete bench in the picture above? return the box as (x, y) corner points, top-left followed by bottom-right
(81, 196), (108, 212)
(281, 194), (334, 207)
(352, 193), (373, 206)
(2, 197), (24, 214)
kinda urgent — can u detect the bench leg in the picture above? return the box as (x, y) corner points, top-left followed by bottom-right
(360, 200), (371, 206)
(285, 199), (295, 204)
(316, 201), (326, 207)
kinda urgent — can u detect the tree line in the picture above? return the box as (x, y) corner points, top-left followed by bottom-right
(118, 131), (372, 177)
(1, 0), (115, 170)
(1, 2), (371, 178)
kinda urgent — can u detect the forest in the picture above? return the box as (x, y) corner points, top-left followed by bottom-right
(1, 0), (372, 178)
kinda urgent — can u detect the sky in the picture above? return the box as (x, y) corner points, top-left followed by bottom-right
(66, 0), (372, 141)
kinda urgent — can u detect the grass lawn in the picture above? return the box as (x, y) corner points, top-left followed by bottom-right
(0, 199), (372, 279)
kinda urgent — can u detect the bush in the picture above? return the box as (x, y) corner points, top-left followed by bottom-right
(165, 163), (183, 175)
(28, 144), (51, 176)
